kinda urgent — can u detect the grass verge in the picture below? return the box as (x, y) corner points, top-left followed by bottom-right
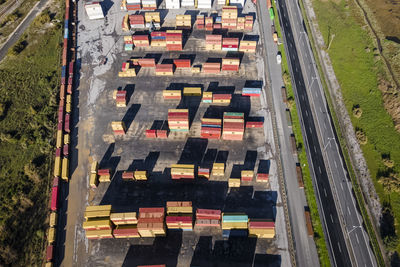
(272, 2), (331, 266)
(0, 1), (63, 265)
(297, 0), (386, 265)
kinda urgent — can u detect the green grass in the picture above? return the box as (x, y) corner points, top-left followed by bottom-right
(311, 0), (400, 260)
(0, 4), (63, 266)
(297, 0), (386, 265)
(272, 3), (331, 266)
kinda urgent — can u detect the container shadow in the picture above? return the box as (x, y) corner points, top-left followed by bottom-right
(122, 103), (141, 131)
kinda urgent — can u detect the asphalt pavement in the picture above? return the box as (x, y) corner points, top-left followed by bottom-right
(0, 0), (48, 62)
(277, 0), (378, 266)
(257, 0), (320, 266)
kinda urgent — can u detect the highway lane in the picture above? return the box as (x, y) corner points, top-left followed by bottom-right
(276, 0), (352, 265)
(257, 0), (320, 266)
(278, 0), (378, 266)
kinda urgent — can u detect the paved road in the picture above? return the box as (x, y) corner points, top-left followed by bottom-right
(257, 0), (320, 266)
(277, 0), (377, 266)
(0, 0), (48, 62)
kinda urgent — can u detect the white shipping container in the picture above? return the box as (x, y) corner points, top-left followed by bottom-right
(197, 0), (212, 8)
(84, 3), (104, 20)
(165, 0), (180, 9)
(217, 0), (225, 4)
(127, 0), (140, 3)
(181, 0), (194, 6)
(229, 0), (245, 8)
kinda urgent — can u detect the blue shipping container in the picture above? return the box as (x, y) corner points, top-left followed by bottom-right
(222, 215), (248, 222)
(61, 66), (66, 78)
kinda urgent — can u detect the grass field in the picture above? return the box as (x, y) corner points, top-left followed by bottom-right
(312, 0), (400, 259)
(272, 3), (331, 265)
(0, 2), (62, 265)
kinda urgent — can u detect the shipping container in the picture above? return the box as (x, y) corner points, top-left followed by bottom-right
(286, 108), (292, 127)
(51, 187), (59, 211)
(269, 8), (275, 20)
(290, 134), (297, 155)
(305, 208), (314, 236)
(46, 245), (54, 261)
(296, 164), (304, 188)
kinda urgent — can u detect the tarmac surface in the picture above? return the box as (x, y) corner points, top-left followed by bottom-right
(57, 1), (291, 266)
(277, 0), (377, 265)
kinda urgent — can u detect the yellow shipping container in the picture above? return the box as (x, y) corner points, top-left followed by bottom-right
(171, 164), (194, 169)
(47, 227), (56, 244)
(241, 170), (254, 177)
(99, 175), (111, 182)
(84, 210), (111, 220)
(228, 178), (241, 187)
(86, 205), (112, 212)
(45, 262), (53, 267)
(90, 173), (98, 188)
(111, 121), (126, 131)
(202, 92), (213, 98)
(201, 118), (221, 124)
(61, 157), (69, 181)
(66, 102), (71, 113)
(53, 156), (61, 177)
(191, 67), (201, 73)
(49, 212), (58, 227)
(56, 130), (63, 148)
(110, 212), (137, 224)
(134, 171), (147, 180)
(91, 161), (98, 174)
(183, 87), (202, 96)
(167, 206), (193, 214)
(64, 134), (70, 144)
(83, 219), (112, 230)
(213, 163), (225, 170)
(222, 58), (240, 65)
(66, 94), (72, 104)
(163, 90), (181, 98)
(144, 12), (160, 23)
(223, 118), (244, 123)
(221, 221), (248, 230)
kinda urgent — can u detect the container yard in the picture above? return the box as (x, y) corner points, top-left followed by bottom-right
(62, 0), (290, 266)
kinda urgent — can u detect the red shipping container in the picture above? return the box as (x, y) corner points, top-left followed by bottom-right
(213, 94), (231, 100)
(248, 221), (275, 228)
(52, 176), (59, 188)
(146, 129), (157, 138)
(197, 24), (204, 29)
(246, 121), (264, 128)
(69, 61), (74, 75)
(166, 216), (192, 223)
(67, 84), (72, 94)
(63, 143), (69, 156)
(51, 186), (59, 211)
(156, 130), (168, 139)
(195, 219), (220, 226)
(222, 65), (239, 71)
(68, 76), (73, 85)
(171, 174), (194, 179)
(56, 148), (61, 157)
(201, 133), (221, 139)
(60, 84), (66, 100)
(97, 169), (110, 175)
(139, 207), (164, 217)
(58, 109), (64, 122)
(46, 245), (54, 261)
(57, 122), (63, 131)
(196, 209), (221, 219)
(114, 130), (125, 135)
(151, 31), (166, 37)
(113, 227), (139, 237)
(64, 114), (70, 133)
(173, 59), (191, 68)
(138, 58), (156, 67)
(122, 171), (134, 179)
(256, 173), (269, 182)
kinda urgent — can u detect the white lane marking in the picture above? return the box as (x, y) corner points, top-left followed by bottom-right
(324, 122), (327, 129)
(338, 242), (342, 253)
(314, 146), (317, 153)
(347, 206), (351, 215)
(319, 107), (322, 113)
(309, 127), (313, 134)
(305, 110), (308, 117)
(334, 160), (337, 168)
(356, 233), (360, 244)
(319, 166), (322, 174)
(330, 214), (334, 223)
(340, 183), (344, 190)
(324, 187), (327, 197)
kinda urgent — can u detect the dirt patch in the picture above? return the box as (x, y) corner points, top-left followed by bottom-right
(364, 0), (400, 39)
(379, 79), (400, 133)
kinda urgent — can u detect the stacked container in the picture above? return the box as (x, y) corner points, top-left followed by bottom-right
(181, 0), (194, 7)
(51, 177), (59, 211)
(245, 16), (254, 31)
(237, 17), (245, 30)
(198, 166), (210, 179)
(63, 134), (69, 157)
(195, 209), (221, 227)
(134, 170), (148, 180)
(145, 12), (160, 26)
(138, 58), (156, 67)
(145, 129), (157, 138)
(211, 163), (225, 177)
(166, 30), (183, 51)
(83, 205), (113, 240)
(239, 40), (257, 52)
(171, 164), (195, 179)
(54, 148), (61, 177)
(129, 14), (145, 28)
(61, 157), (69, 181)
(166, 201), (193, 230)
(256, 172), (269, 182)
(111, 121), (126, 135)
(202, 92), (213, 103)
(137, 207), (166, 237)
(133, 35), (150, 47)
(122, 171), (134, 180)
(201, 118), (221, 139)
(156, 64), (174, 76)
(222, 58), (240, 71)
(246, 120), (263, 128)
(197, 0), (212, 8)
(115, 90), (127, 107)
(176, 15), (191, 29)
(228, 177), (241, 187)
(196, 15), (205, 29)
(221, 213), (248, 237)
(222, 6), (237, 29)
(213, 93), (231, 104)
(122, 14), (130, 31)
(163, 90), (181, 100)
(222, 112), (245, 140)
(168, 109), (189, 131)
(126, 0), (141, 10)
(118, 61), (136, 77)
(242, 86), (261, 97)
(241, 170), (254, 182)
(150, 31), (166, 47)
(110, 212), (138, 225)
(90, 161), (99, 188)
(248, 220), (275, 238)
(222, 38), (239, 51)
(166, 0), (180, 9)
(202, 63), (220, 74)
(142, 0), (157, 10)
(98, 169), (111, 182)
(205, 34), (222, 50)
(205, 17), (213, 31)
(173, 59), (191, 69)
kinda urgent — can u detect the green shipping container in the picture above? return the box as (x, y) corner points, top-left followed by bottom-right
(269, 8), (275, 21)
